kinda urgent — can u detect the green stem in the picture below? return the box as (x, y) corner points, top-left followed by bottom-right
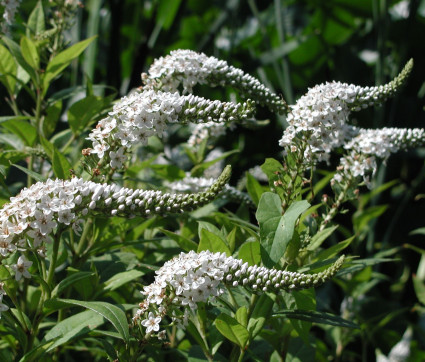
(75, 218), (93, 257)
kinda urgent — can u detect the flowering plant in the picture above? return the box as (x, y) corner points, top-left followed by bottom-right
(0, 1), (424, 361)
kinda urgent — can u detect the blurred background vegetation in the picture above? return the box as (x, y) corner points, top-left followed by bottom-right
(3, 0), (425, 359)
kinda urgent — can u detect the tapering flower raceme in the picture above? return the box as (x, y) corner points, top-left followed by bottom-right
(0, 166), (231, 262)
(279, 60), (413, 162)
(86, 89), (254, 170)
(133, 250), (345, 337)
(142, 49), (287, 114)
(332, 127), (425, 187)
(167, 175), (255, 209)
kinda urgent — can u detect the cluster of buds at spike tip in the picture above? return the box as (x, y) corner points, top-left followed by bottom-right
(167, 175), (255, 209)
(142, 49), (287, 115)
(279, 60), (413, 163)
(332, 127), (425, 188)
(0, 166), (231, 277)
(133, 250), (345, 339)
(86, 89), (254, 170)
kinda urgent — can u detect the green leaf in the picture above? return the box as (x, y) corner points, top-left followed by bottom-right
(215, 313), (249, 348)
(413, 274), (425, 305)
(43, 100), (62, 138)
(52, 147), (72, 179)
(11, 164), (46, 182)
(238, 240), (261, 266)
(235, 306), (248, 327)
(27, 1), (45, 37)
(314, 236), (354, 262)
(20, 36), (40, 70)
(247, 294), (274, 338)
(1, 119), (37, 146)
(156, 0), (182, 30)
(43, 36), (97, 95)
(198, 228), (231, 256)
(245, 172), (264, 206)
(191, 149), (239, 177)
(104, 270), (144, 291)
(260, 158), (284, 185)
(1, 37), (36, 86)
(51, 271), (95, 298)
(257, 193), (309, 267)
(0, 43), (17, 93)
(273, 310), (359, 328)
(43, 310), (105, 352)
(282, 289), (316, 343)
(353, 205), (388, 232)
(50, 299), (129, 343)
(67, 95), (106, 135)
(306, 225), (339, 251)
(160, 229), (197, 252)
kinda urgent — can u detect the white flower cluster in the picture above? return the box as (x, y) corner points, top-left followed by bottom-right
(1, 0), (20, 33)
(0, 168), (231, 264)
(87, 89), (254, 170)
(187, 121), (228, 147)
(143, 49), (287, 114)
(279, 60), (413, 163)
(333, 127), (425, 187)
(134, 250), (345, 337)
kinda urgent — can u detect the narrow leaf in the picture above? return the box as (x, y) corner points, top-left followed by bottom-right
(272, 310), (359, 328)
(20, 36), (40, 70)
(104, 270), (144, 291)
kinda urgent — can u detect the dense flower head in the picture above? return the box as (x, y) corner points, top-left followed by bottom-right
(143, 49), (287, 114)
(279, 60), (413, 163)
(0, 166), (231, 261)
(332, 127), (425, 187)
(87, 89), (254, 170)
(133, 250), (345, 337)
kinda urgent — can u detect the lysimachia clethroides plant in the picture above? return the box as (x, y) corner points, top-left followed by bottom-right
(0, 29), (423, 360)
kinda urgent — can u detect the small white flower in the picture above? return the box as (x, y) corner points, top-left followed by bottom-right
(11, 255), (33, 281)
(141, 312), (161, 333)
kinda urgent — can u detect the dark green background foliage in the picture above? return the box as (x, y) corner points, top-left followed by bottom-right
(1, 0), (425, 361)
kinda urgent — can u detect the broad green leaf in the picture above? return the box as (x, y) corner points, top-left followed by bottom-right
(67, 95), (106, 135)
(238, 240), (260, 266)
(20, 36), (40, 70)
(104, 270), (144, 291)
(0, 44), (17, 93)
(257, 193), (310, 267)
(247, 293), (274, 338)
(52, 148), (71, 179)
(272, 310), (359, 328)
(43, 100), (62, 138)
(51, 271), (95, 298)
(235, 306), (248, 327)
(160, 229), (197, 252)
(260, 158), (284, 185)
(198, 228), (230, 255)
(27, 1), (45, 36)
(11, 164), (46, 182)
(306, 225), (339, 251)
(1, 37), (36, 85)
(44, 310), (104, 352)
(52, 299), (129, 343)
(245, 172), (264, 206)
(1, 119), (37, 146)
(43, 36), (97, 94)
(215, 313), (249, 348)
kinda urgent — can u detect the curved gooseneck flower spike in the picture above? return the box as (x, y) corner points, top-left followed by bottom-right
(167, 176), (256, 209)
(142, 49), (288, 115)
(86, 89), (254, 170)
(333, 127), (425, 187)
(279, 60), (414, 163)
(133, 251), (345, 338)
(0, 166), (231, 277)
